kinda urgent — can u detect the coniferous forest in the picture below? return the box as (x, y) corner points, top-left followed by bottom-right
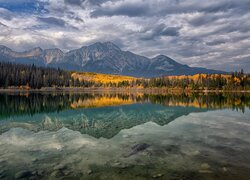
(0, 62), (249, 90)
(0, 62), (71, 89)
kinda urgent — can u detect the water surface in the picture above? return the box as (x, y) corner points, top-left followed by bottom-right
(0, 92), (249, 179)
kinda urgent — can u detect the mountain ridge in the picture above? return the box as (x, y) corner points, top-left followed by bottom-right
(0, 42), (226, 77)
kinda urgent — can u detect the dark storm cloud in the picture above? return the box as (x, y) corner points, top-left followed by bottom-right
(220, 23), (250, 34)
(91, 3), (150, 17)
(37, 17), (66, 27)
(90, 0), (250, 18)
(141, 24), (180, 40)
(67, 11), (84, 22)
(37, 16), (80, 30)
(188, 13), (222, 27)
(199, 2), (235, 13)
(157, 26), (180, 37)
(64, 0), (113, 7)
(64, 0), (85, 6)
(206, 39), (226, 46)
(87, 0), (114, 6)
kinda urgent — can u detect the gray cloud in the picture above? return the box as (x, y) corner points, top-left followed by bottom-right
(91, 2), (150, 17)
(36, 16), (80, 30)
(188, 13), (221, 27)
(64, 0), (85, 6)
(37, 17), (66, 27)
(156, 26), (180, 37)
(0, 21), (8, 27)
(140, 24), (180, 41)
(206, 39), (227, 46)
(219, 23), (250, 34)
(66, 12), (84, 22)
(0, 8), (14, 20)
(64, 0), (113, 7)
(90, 0), (250, 18)
(87, 0), (113, 6)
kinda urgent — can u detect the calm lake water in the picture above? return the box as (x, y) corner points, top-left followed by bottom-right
(0, 92), (250, 179)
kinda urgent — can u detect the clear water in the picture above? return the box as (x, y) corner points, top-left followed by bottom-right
(0, 92), (250, 179)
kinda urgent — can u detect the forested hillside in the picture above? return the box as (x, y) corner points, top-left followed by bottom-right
(0, 62), (249, 90)
(141, 73), (250, 90)
(0, 62), (71, 89)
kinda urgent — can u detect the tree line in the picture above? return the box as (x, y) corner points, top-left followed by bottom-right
(0, 62), (72, 89)
(135, 72), (250, 90)
(0, 62), (249, 90)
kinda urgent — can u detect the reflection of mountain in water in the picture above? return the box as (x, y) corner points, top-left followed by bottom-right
(0, 92), (249, 138)
(0, 103), (206, 138)
(50, 104), (209, 138)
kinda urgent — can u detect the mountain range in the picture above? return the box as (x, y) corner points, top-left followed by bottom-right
(0, 42), (225, 77)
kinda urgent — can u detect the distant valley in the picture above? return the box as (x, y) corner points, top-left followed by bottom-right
(0, 42), (225, 78)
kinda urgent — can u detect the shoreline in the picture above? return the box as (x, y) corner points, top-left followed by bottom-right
(0, 87), (249, 94)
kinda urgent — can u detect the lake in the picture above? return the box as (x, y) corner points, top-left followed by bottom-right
(0, 92), (250, 179)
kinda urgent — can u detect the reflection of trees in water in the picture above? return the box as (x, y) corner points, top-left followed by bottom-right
(0, 93), (70, 118)
(0, 93), (249, 119)
(147, 93), (250, 113)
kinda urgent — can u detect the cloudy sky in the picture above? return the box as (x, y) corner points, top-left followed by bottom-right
(0, 0), (249, 72)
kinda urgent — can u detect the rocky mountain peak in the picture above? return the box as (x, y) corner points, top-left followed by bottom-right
(32, 47), (43, 51)
(85, 41), (121, 51)
(152, 55), (181, 66)
(0, 42), (226, 77)
(0, 45), (12, 53)
(103, 41), (121, 50)
(20, 47), (43, 57)
(43, 48), (64, 64)
(44, 48), (63, 54)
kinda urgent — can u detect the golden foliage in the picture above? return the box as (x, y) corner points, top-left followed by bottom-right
(71, 72), (136, 84)
(166, 74), (231, 82)
(70, 96), (134, 108)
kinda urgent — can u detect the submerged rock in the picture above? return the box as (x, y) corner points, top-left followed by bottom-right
(113, 162), (121, 166)
(37, 170), (44, 176)
(50, 170), (64, 177)
(152, 173), (164, 178)
(15, 170), (32, 179)
(200, 163), (210, 169)
(124, 143), (150, 157)
(222, 167), (228, 172)
(199, 163), (212, 174)
(53, 164), (67, 170)
(122, 134), (130, 138)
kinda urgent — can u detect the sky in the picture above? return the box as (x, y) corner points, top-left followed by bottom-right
(0, 0), (249, 72)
